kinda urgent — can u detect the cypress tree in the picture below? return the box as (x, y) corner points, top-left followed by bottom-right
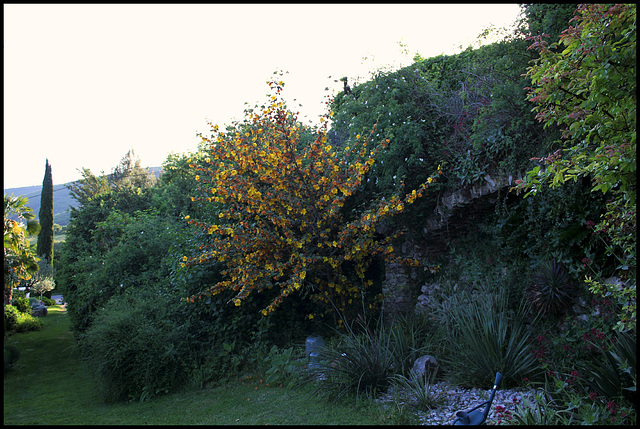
(37, 159), (54, 264)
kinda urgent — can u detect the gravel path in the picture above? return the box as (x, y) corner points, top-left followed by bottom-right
(376, 381), (542, 425)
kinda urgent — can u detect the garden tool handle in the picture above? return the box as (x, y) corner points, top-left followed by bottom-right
(494, 372), (502, 389)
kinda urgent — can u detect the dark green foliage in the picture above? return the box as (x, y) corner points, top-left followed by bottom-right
(4, 305), (20, 333)
(62, 209), (173, 335)
(4, 343), (20, 373)
(152, 152), (203, 220)
(41, 296), (56, 306)
(57, 188), (155, 334)
(390, 367), (445, 411)
(527, 259), (577, 317)
(66, 151), (156, 213)
(80, 292), (188, 402)
(310, 312), (437, 401)
(37, 159), (55, 264)
(170, 258), (282, 387)
(263, 345), (308, 389)
(521, 3), (578, 41)
(580, 329), (636, 403)
(328, 35), (557, 235)
(12, 296), (31, 315)
(492, 177), (614, 281)
(108, 149), (157, 192)
(66, 167), (110, 211)
(388, 312), (443, 378)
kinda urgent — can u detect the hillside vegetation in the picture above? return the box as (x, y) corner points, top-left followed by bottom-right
(4, 166), (162, 226)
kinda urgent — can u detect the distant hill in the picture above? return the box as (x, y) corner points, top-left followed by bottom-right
(4, 166), (162, 226)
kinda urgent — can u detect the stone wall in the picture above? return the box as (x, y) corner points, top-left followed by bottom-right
(381, 173), (522, 316)
(381, 262), (418, 314)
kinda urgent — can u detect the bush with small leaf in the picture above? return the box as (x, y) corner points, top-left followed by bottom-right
(4, 305), (20, 333)
(513, 375), (637, 425)
(80, 292), (189, 402)
(40, 296), (56, 306)
(11, 297), (31, 315)
(388, 312), (443, 377)
(263, 345), (306, 389)
(14, 312), (42, 333)
(579, 329), (636, 404)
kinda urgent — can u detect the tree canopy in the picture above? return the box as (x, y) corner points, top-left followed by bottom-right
(519, 3), (636, 330)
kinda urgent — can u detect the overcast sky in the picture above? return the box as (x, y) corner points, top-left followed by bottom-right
(4, 3), (522, 189)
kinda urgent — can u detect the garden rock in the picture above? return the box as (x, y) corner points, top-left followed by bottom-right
(31, 304), (48, 317)
(412, 354), (439, 379)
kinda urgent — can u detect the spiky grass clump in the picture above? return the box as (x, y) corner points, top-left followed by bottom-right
(437, 287), (540, 388)
(390, 367), (445, 410)
(527, 259), (577, 317)
(312, 316), (397, 401)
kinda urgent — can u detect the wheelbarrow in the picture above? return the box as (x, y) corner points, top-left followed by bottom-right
(452, 372), (503, 425)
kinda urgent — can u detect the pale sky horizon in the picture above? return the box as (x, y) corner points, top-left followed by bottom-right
(4, 3), (522, 190)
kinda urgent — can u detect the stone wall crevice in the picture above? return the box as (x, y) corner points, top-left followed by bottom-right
(381, 172), (522, 315)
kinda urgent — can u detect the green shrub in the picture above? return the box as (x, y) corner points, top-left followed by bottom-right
(263, 344), (307, 389)
(511, 390), (578, 424)
(516, 376), (637, 425)
(15, 312), (42, 333)
(528, 297), (621, 380)
(12, 297), (31, 315)
(311, 312), (445, 401)
(4, 305), (20, 333)
(80, 292), (189, 403)
(12, 289), (27, 300)
(40, 296), (56, 306)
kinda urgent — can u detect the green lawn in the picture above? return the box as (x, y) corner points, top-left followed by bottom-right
(4, 306), (401, 425)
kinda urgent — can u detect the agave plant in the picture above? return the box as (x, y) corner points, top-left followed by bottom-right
(526, 259), (576, 317)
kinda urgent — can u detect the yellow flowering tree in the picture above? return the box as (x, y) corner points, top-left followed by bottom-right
(183, 78), (440, 321)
